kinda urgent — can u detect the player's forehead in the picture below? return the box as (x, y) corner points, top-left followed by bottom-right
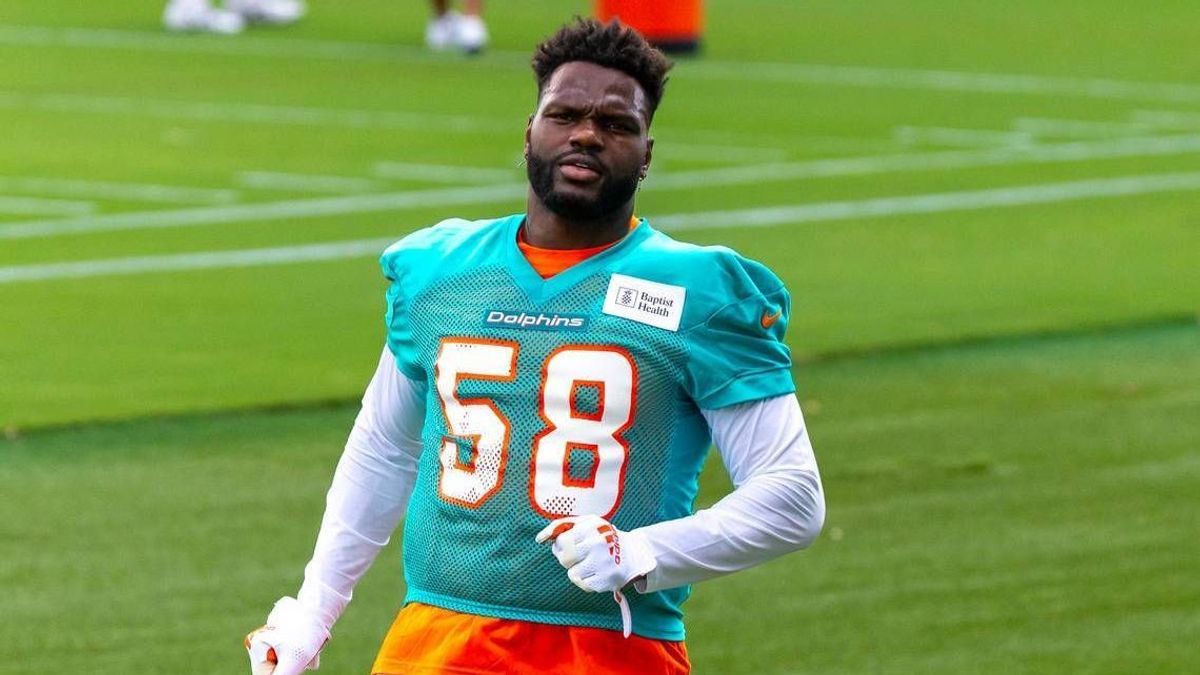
(539, 61), (649, 119)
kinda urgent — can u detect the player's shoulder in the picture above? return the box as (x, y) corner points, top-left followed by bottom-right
(380, 214), (519, 284)
(381, 214), (513, 267)
(624, 224), (788, 325)
(633, 225), (785, 291)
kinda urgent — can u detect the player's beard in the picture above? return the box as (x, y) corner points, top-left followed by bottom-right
(527, 151), (640, 222)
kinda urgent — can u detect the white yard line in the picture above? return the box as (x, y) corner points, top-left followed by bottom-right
(6, 133), (1200, 241)
(653, 171), (1200, 231)
(658, 130), (899, 157)
(0, 176), (237, 205)
(657, 143), (789, 164)
(0, 238), (398, 284)
(645, 133), (1200, 189)
(1129, 110), (1200, 130)
(4, 24), (1200, 104)
(0, 90), (512, 134)
(0, 195), (96, 216)
(374, 162), (518, 184)
(679, 60), (1200, 105)
(0, 183), (525, 240)
(1010, 117), (1158, 138)
(4, 171), (1199, 284)
(894, 126), (1036, 148)
(237, 171), (383, 193)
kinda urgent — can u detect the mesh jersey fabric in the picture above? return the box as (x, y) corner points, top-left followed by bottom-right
(380, 214), (795, 640)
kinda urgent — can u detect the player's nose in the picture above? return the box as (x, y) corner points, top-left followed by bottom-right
(568, 118), (604, 150)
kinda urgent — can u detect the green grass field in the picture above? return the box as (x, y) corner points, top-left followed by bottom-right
(1, 1), (1198, 673)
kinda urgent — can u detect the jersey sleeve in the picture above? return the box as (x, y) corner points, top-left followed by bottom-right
(682, 255), (795, 409)
(380, 240), (425, 381)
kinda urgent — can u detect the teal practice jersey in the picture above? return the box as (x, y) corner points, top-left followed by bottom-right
(381, 214), (794, 640)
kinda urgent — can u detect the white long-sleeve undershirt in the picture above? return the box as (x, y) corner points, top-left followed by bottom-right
(633, 395), (825, 592)
(295, 347), (825, 629)
(296, 348), (426, 629)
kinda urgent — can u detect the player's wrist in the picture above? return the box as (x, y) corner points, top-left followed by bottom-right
(273, 596), (330, 634)
(619, 528), (657, 586)
(295, 582), (343, 633)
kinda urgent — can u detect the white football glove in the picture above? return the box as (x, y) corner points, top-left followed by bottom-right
(244, 597), (330, 675)
(535, 515), (657, 637)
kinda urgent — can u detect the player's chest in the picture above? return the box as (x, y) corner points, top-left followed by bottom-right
(408, 269), (689, 401)
(409, 270), (692, 517)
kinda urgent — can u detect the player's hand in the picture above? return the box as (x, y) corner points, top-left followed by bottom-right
(244, 597), (330, 675)
(535, 515), (656, 593)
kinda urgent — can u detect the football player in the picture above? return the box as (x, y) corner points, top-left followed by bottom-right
(246, 18), (825, 675)
(426, 0), (488, 54)
(163, 0), (305, 35)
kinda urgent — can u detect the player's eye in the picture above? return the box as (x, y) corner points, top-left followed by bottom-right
(605, 119), (639, 133)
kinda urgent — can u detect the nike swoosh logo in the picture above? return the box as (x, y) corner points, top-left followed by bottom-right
(760, 308), (782, 329)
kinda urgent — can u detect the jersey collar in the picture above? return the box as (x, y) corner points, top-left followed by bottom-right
(503, 213), (653, 302)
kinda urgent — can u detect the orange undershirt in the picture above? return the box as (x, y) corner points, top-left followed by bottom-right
(518, 217), (640, 278)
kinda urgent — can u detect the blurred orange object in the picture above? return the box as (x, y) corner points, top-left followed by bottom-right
(596, 0), (703, 54)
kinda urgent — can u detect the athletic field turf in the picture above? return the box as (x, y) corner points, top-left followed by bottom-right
(1, 1), (1197, 673)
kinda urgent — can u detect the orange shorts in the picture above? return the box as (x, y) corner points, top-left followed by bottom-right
(371, 602), (690, 675)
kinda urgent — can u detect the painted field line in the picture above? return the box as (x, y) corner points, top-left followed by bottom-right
(0, 183), (525, 240)
(646, 133), (1200, 189)
(4, 171), (1199, 285)
(679, 60), (1200, 105)
(0, 238), (397, 284)
(374, 162), (518, 184)
(653, 171), (1200, 231)
(1130, 110), (1200, 130)
(0, 183), (526, 240)
(5, 25), (1200, 104)
(0, 195), (95, 216)
(0, 176), (238, 205)
(237, 171), (383, 193)
(658, 130), (898, 157)
(659, 143), (789, 164)
(1010, 117), (1158, 138)
(7, 132), (1200, 241)
(0, 90), (512, 134)
(894, 126), (1035, 148)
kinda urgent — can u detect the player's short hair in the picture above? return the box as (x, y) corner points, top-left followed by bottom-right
(532, 18), (673, 122)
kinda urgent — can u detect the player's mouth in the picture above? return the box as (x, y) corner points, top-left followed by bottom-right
(557, 155), (604, 183)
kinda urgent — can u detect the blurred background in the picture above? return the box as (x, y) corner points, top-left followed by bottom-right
(1, 1), (1197, 672)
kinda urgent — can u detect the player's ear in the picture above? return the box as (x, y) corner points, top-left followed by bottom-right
(524, 117), (533, 158)
(641, 137), (654, 177)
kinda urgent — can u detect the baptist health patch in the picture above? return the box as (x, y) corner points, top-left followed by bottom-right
(603, 273), (686, 332)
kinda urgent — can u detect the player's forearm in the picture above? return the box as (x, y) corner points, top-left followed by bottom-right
(633, 394), (825, 592)
(632, 466), (823, 591)
(296, 348), (426, 629)
(297, 424), (418, 628)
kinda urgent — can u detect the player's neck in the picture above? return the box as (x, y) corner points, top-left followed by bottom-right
(524, 198), (635, 250)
